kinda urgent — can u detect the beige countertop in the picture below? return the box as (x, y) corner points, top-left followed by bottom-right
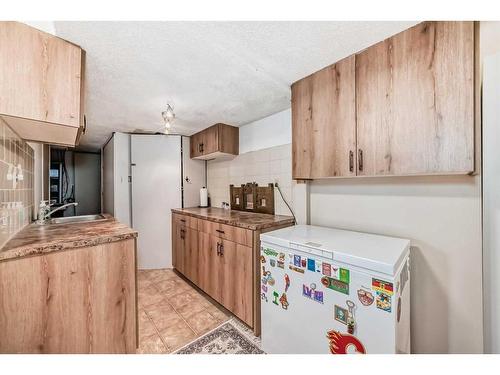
(171, 207), (295, 231)
(0, 214), (137, 262)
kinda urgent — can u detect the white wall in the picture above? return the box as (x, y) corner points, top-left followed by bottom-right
(182, 136), (205, 207)
(239, 109), (291, 154)
(481, 21), (500, 354)
(310, 176), (482, 353)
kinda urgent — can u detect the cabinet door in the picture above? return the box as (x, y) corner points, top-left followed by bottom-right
(172, 222), (185, 274)
(219, 239), (253, 326)
(0, 22), (83, 128)
(202, 125), (219, 155)
(183, 227), (199, 285)
(190, 132), (203, 158)
(197, 232), (222, 302)
(356, 21), (475, 176)
(292, 55), (356, 179)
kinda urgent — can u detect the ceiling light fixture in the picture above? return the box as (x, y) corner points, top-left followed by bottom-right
(162, 104), (175, 129)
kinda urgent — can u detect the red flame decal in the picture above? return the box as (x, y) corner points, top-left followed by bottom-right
(326, 330), (366, 354)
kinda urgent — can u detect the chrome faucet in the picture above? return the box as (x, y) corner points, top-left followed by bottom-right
(37, 201), (78, 224)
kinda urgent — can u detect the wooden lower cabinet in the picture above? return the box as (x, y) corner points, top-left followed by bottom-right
(0, 239), (137, 353)
(173, 215), (254, 329)
(219, 239), (253, 326)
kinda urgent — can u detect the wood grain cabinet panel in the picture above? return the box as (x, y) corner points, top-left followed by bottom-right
(356, 21), (475, 176)
(190, 123), (239, 160)
(0, 22), (86, 146)
(219, 240), (253, 326)
(0, 239), (136, 353)
(292, 55), (356, 179)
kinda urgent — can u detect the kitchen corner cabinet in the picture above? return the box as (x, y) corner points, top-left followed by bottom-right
(190, 123), (239, 160)
(292, 21), (476, 179)
(292, 55), (356, 179)
(0, 22), (86, 147)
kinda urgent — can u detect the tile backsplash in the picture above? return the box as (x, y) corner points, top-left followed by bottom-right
(207, 143), (294, 216)
(0, 118), (34, 248)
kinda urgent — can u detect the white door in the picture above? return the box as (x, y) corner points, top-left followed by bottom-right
(131, 135), (181, 269)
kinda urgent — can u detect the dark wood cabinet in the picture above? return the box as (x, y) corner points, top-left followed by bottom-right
(190, 123), (239, 160)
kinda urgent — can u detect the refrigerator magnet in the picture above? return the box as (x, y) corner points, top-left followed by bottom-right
(289, 265), (305, 274)
(303, 283), (324, 304)
(307, 258), (315, 272)
(326, 330), (366, 354)
(279, 293), (289, 310)
(357, 288), (374, 306)
(293, 255), (301, 267)
(284, 274), (290, 292)
(339, 268), (350, 284)
(321, 276), (349, 295)
(272, 291), (279, 305)
(334, 305), (348, 325)
(322, 262), (332, 276)
(376, 291), (392, 312)
(277, 261), (284, 269)
(270, 259), (276, 267)
(278, 253), (286, 262)
(372, 278), (394, 296)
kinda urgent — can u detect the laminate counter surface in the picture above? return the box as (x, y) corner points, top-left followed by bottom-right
(0, 214), (137, 262)
(171, 207), (295, 231)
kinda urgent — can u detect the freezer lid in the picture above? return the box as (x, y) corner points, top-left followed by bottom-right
(260, 225), (410, 276)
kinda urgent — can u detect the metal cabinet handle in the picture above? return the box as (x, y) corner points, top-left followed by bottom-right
(219, 243), (224, 256)
(180, 219), (186, 223)
(180, 228), (186, 239)
(349, 150), (354, 173)
(199, 144), (202, 153)
(201, 143), (204, 153)
(216, 242), (221, 256)
(215, 229), (225, 234)
(358, 149), (363, 172)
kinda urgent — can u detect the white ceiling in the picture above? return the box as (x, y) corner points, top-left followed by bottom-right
(53, 21), (417, 150)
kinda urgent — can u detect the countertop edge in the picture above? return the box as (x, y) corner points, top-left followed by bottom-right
(0, 231), (138, 263)
(171, 208), (295, 231)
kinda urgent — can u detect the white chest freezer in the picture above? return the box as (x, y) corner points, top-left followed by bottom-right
(260, 225), (410, 354)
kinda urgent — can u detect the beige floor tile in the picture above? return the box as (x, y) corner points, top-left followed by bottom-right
(185, 310), (221, 335)
(148, 268), (178, 284)
(205, 303), (231, 322)
(138, 284), (164, 308)
(147, 306), (182, 331)
(175, 298), (207, 319)
(137, 333), (169, 354)
(168, 289), (202, 310)
(139, 318), (158, 339)
(159, 320), (196, 350)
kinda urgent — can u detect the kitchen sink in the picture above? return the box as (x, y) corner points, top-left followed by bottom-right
(49, 214), (108, 225)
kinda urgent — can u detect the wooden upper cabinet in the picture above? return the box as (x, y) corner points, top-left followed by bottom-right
(355, 21), (475, 176)
(0, 22), (85, 146)
(292, 55), (356, 179)
(190, 123), (239, 160)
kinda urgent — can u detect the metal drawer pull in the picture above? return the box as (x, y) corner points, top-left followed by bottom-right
(219, 244), (224, 256)
(358, 149), (363, 172)
(349, 150), (354, 172)
(215, 229), (225, 234)
(216, 242), (221, 256)
(180, 219), (186, 223)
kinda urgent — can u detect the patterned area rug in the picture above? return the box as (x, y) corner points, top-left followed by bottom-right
(174, 319), (264, 354)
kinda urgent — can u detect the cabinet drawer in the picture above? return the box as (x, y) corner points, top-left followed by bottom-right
(173, 213), (198, 230)
(198, 219), (252, 247)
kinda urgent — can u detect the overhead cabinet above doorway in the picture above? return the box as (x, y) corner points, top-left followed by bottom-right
(292, 21), (477, 179)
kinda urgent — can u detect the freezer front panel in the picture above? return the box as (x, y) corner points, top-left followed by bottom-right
(260, 241), (410, 354)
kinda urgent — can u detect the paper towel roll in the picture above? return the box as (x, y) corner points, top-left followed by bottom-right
(200, 187), (208, 207)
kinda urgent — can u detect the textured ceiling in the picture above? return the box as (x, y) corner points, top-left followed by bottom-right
(54, 21), (417, 150)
